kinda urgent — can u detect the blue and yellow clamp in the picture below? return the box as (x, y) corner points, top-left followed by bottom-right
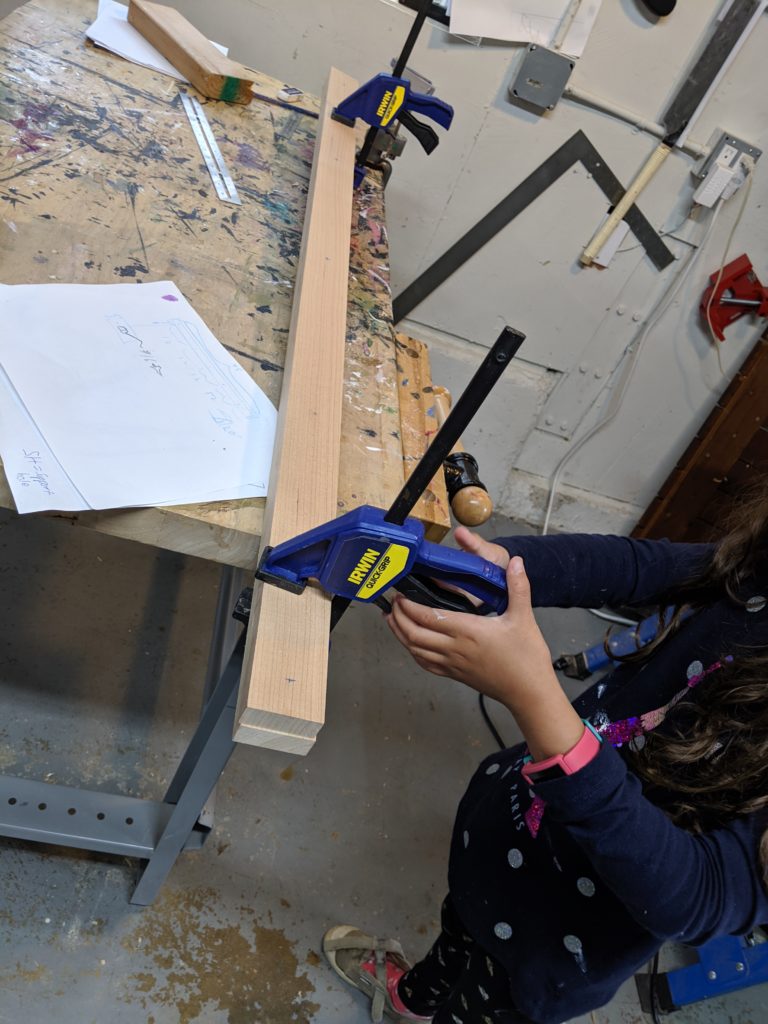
(252, 326), (526, 634)
(257, 505), (507, 615)
(332, 72), (454, 187)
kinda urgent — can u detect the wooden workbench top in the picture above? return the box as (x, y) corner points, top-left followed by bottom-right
(0, 0), (448, 567)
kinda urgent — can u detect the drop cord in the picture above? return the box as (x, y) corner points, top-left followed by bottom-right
(479, 693), (507, 750)
(649, 951), (662, 1024)
(704, 156), (755, 374)
(481, 182), (746, 747)
(541, 198), (725, 538)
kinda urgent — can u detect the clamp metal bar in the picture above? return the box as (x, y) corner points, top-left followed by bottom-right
(330, 326), (524, 631)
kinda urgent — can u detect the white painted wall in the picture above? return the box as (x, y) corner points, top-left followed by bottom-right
(50, 0), (768, 531)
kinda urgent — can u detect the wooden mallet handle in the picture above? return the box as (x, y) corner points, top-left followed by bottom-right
(580, 141), (672, 266)
(434, 386), (493, 527)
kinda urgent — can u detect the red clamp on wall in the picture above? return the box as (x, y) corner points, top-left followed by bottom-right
(701, 253), (768, 341)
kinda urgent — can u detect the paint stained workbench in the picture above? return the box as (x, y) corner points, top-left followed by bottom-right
(0, 0), (449, 905)
(0, 0), (448, 567)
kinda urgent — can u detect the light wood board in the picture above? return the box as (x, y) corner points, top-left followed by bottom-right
(128, 0), (255, 103)
(233, 68), (357, 754)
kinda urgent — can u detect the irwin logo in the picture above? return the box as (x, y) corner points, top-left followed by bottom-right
(376, 91), (393, 119)
(376, 85), (405, 126)
(347, 548), (381, 585)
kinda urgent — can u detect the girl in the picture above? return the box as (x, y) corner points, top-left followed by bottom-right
(323, 480), (768, 1023)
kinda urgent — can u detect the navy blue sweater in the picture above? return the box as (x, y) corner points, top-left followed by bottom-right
(447, 534), (768, 1023)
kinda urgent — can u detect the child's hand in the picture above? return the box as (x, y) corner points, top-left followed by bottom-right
(429, 526), (511, 609)
(453, 526), (510, 570)
(386, 555), (555, 714)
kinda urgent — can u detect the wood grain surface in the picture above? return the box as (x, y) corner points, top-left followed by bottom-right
(0, 0), (442, 567)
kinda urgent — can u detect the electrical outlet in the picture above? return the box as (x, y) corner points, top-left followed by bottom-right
(718, 143), (739, 166)
(695, 130), (762, 180)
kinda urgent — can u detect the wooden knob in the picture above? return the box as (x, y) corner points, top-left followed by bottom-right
(433, 386), (493, 526)
(452, 485), (493, 526)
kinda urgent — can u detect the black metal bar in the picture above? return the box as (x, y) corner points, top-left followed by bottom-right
(661, 0), (760, 140)
(392, 0), (432, 78)
(330, 327), (525, 631)
(385, 327), (525, 525)
(398, 0), (450, 27)
(357, 0), (432, 169)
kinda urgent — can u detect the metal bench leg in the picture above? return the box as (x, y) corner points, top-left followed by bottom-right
(129, 633), (244, 906)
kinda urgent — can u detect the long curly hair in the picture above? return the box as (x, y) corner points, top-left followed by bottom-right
(625, 478), (768, 841)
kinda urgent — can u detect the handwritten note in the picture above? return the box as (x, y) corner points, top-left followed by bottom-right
(0, 281), (277, 513)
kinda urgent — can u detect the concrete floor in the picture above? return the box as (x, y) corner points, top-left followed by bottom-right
(0, 508), (767, 1023)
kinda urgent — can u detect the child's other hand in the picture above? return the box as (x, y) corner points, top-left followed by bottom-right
(453, 526), (510, 570)
(386, 555), (557, 713)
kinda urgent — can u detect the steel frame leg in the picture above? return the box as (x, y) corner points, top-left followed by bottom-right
(0, 565), (251, 908)
(190, 565), (248, 830)
(129, 632), (244, 905)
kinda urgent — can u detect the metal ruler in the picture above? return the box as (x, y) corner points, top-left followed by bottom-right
(179, 90), (241, 206)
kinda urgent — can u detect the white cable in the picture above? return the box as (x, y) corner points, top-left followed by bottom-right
(541, 199), (725, 536)
(616, 212), (697, 255)
(553, 0), (583, 51)
(588, 607), (640, 627)
(704, 155), (756, 372)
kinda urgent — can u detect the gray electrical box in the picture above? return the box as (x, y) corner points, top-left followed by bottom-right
(508, 45), (574, 112)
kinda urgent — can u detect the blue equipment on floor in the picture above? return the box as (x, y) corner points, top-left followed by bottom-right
(636, 932), (768, 1013)
(553, 610), (671, 679)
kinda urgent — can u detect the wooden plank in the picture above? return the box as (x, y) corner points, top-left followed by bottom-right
(395, 334), (451, 540)
(739, 426), (768, 466)
(128, 0), (255, 103)
(233, 68), (357, 754)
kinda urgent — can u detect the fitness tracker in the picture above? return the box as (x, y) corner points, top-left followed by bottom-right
(521, 720), (603, 785)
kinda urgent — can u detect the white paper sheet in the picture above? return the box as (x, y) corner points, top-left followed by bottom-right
(86, 1), (228, 82)
(0, 366), (87, 513)
(558, 1), (603, 58)
(449, 0), (602, 57)
(450, 0), (567, 44)
(0, 281), (277, 513)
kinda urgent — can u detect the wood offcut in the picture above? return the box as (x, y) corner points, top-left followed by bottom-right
(128, 0), (256, 103)
(395, 334), (450, 540)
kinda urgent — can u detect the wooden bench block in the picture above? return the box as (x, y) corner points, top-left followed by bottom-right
(128, 0), (255, 103)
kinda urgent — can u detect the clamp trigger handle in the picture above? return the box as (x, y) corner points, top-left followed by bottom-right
(398, 110), (439, 154)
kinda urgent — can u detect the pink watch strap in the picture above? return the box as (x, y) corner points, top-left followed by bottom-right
(521, 721), (602, 784)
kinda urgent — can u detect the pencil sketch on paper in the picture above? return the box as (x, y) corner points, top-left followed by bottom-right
(0, 281), (277, 514)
